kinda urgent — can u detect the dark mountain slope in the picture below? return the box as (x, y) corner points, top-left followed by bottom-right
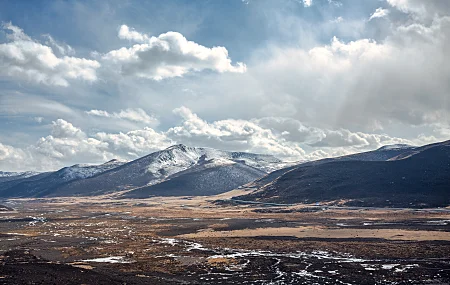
(0, 172), (52, 195)
(244, 144), (416, 190)
(0, 160), (126, 198)
(0, 171), (40, 183)
(124, 159), (266, 198)
(0, 144), (283, 198)
(236, 141), (450, 208)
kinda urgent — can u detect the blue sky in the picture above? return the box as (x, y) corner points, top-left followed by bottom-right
(0, 0), (449, 171)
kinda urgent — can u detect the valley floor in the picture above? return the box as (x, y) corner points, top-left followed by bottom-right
(1, 195), (450, 284)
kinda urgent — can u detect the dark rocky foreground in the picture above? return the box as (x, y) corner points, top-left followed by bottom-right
(0, 199), (450, 284)
(0, 250), (161, 285)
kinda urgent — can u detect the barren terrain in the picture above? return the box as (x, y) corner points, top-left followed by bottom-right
(1, 195), (449, 284)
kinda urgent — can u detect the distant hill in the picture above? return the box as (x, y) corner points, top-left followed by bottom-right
(0, 145), (283, 198)
(0, 159), (126, 198)
(244, 143), (416, 190)
(0, 171), (41, 183)
(234, 140), (450, 208)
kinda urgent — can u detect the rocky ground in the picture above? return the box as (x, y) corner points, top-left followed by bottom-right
(0, 197), (449, 284)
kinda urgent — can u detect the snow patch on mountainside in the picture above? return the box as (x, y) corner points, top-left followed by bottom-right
(58, 159), (127, 182)
(0, 171), (39, 178)
(377, 144), (415, 151)
(145, 144), (283, 180)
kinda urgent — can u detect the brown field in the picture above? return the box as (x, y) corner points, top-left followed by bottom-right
(0, 196), (449, 284)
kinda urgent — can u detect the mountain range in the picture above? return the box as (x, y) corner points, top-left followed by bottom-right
(0, 141), (449, 208)
(0, 144), (283, 198)
(235, 140), (450, 208)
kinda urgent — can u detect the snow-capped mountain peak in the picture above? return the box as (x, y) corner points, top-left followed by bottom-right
(0, 144), (285, 198)
(145, 144), (284, 179)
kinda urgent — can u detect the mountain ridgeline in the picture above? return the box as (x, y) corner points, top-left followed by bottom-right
(235, 141), (450, 208)
(0, 141), (449, 208)
(0, 144), (283, 198)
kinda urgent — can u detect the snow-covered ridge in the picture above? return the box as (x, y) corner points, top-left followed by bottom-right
(145, 144), (284, 179)
(377, 144), (415, 151)
(0, 171), (39, 178)
(57, 159), (127, 182)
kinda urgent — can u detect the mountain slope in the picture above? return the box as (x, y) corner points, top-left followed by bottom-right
(0, 159), (126, 198)
(0, 172), (52, 193)
(49, 144), (282, 197)
(0, 171), (40, 183)
(124, 158), (266, 198)
(243, 144), (416, 190)
(1, 144), (283, 198)
(235, 141), (450, 208)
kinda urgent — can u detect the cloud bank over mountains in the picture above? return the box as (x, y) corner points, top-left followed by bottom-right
(0, 0), (449, 171)
(0, 106), (442, 172)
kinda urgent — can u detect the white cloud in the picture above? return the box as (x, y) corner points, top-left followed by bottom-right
(165, 107), (421, 160)
(255, 117), (412, 150)
(0, 120), (113, 171)
(34, 117), (44, 123)
(328, 0), (342, 7)
(167, 106), (306, 159)
(387, 0), (450, 19)
(96, 128), (173, 158)
(86, 108), (158, 125)
(118, 25), (149, 43)
(43, 34), (74, 56)
(1, 109), (448, 171)
(330, 16), (344, 23)
(239, 11), (450, 130)
(50, 119), (85, 139)
(0, 119), (171, 171)
(369, 8), (390, 21)
(0, 23), (100, 86)
(303, 0), (312, 8)
(102, 25), (246, 80)
(0, 142), (25, 162)
(31, 120), (111, 166)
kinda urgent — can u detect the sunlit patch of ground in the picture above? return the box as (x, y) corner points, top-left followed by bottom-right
(0, 196), (449, 284)
(180, 225), (450, 241)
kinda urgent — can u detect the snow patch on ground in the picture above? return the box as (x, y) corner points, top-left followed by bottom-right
(81, 256), (133, 263)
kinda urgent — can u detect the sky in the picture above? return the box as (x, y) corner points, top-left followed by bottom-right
(0, 0), (449, 172)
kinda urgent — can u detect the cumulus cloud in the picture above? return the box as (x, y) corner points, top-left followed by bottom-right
(96, 128), (173, 158)
(167, 107), (306, 158)
(0, 108), (448, 171)
(50, 119), (85, 139)
(387, 0), (450, 19)
(118, 25), (149, 43)
(254, 117), (413, 150)
(369, 8), (390, 20)
(86, 108), (158, 125)
(0, 23), (100, 86)
(303, 0), (312, 8)
(0, 142), (25, 162)
(240, 7), (450, 131)
(42, 34), (74, 56)
(102, 25), (246, 80)
(0, 119), (172, 171)
(0, 120), (113, 171)
(32, 119), (111, 164)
